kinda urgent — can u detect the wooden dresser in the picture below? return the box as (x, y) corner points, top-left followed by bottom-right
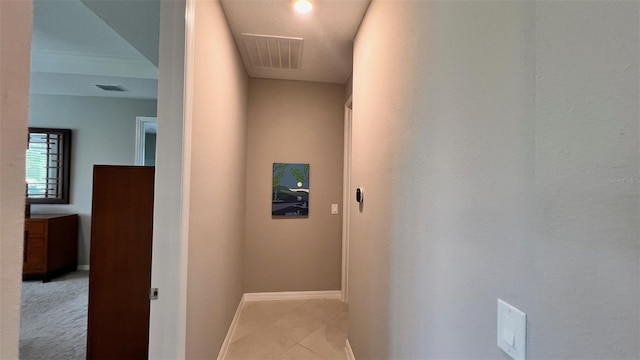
(24, 214), (79, 282)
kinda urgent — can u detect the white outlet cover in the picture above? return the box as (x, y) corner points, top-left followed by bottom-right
(331, 204), (339, 214)
(497, 299), (526, 360)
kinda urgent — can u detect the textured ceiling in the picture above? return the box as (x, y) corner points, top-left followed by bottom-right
(221, 0), (370, 84)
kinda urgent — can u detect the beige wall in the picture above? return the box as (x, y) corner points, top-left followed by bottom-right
(244, 79), (344, 292)
(0, 1), (32, 358)
(351, 1), (638, 358)
(29, 95), (157, 266)
(185, 0), (248, 357)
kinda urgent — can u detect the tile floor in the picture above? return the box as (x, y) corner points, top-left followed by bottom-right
(224, 299), (348, 360)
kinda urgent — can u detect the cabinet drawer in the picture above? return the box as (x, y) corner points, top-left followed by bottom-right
(25, 221), (46, 237)
(23, 237), (45, 272)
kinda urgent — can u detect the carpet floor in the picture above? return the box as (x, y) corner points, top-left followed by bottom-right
(19, 271), (89, 360)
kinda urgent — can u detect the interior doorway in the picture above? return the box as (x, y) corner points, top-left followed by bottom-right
(135, 116), (158, 166)
(20, 0), (161, 358)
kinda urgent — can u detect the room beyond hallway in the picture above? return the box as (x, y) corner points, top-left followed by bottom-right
(223, 299), (348, 359)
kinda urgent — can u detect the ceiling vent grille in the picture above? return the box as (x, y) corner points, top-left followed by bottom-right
(241, 34), (303, 70)
(95, 84), (127, 92)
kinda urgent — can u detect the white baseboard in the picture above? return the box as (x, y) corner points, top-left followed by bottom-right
(346, 338), (355, 360)
(216, 295), (246, 360)
(243, 290), (342, 302)
(77, 265), (90, 271)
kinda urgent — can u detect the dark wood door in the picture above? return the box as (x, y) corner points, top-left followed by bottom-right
(87, 165), (154, 359)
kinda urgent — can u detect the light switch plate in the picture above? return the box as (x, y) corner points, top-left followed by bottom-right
(331, 204), (339, 214)
(497, 299), (526, 360)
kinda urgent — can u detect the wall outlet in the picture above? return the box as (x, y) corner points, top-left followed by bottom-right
(497, 299), (526, 360)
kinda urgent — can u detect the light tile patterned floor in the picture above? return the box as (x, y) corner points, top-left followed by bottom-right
(224, 299), (348, 360)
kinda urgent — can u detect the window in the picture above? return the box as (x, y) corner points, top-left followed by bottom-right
(26, 128), (71, 204)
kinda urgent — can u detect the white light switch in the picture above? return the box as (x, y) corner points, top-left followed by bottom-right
(497, 299), (526, 360)
(331, 204), (339, 214)
(502, 314), (515, 346)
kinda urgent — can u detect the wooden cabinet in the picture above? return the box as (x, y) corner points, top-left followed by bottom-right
(23, 214), (78, 282)
(87, 166), (154, 359)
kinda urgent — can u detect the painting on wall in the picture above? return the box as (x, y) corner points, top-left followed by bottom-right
(272, 163), (309, 217)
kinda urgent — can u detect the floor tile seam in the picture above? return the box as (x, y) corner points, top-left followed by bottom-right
(231, 321), (310, 345)
(290, 338), (331, 359)
(266, 313), (338, 342)
(300, 325), (349, 356)
(293, 325), (328, 348)
(228, 298), (344, 358)
(271, 321), (328, 345)
(227, 308), (265, 345)
(270, 338), (302, 359)
(225, 332), (296, 360)
(231, 305), (285, 330)
(228, 322), (281, 345)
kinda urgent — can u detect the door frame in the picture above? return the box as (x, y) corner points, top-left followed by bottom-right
(135, 116), (158, 166)
(342, 95), (353, 303)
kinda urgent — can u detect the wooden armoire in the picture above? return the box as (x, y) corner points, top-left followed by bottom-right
(86, 165), (154, 359)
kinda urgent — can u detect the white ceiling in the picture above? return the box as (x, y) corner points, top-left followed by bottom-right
(31, 0), (367, 99)
(30, 0), (159, 99)
(80, 0), (160, 66)
(221, 0), (370, 84)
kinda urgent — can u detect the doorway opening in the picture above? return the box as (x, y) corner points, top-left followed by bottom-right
(135, 116), (158, 166)
(20, 0), (160, 358)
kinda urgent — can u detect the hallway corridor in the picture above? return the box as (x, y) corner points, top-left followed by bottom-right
(223, 299), (348, 359)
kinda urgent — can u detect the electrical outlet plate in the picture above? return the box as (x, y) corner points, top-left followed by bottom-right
(497, 299), (526, 360)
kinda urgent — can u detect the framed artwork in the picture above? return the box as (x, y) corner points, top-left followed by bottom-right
(272, 163), (309, 216)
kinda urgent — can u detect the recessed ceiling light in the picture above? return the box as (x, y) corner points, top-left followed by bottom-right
(293, 0), (312, 14)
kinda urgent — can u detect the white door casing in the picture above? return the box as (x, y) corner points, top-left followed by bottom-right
(342, 95), (352, 303)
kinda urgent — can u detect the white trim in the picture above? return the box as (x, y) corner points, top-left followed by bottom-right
(243, 290), (342, 302)
(345, 338), (356, 360)
(77, 265), (90, 271)
(135, 117), (157, 166)
(216, 295), (246, 360)
(342, 95), (353, 303)
(177, 0), (196, 356)
(147, 0), (188, 357)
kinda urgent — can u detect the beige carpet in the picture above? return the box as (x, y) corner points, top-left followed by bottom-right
(19, 271), (89, 360)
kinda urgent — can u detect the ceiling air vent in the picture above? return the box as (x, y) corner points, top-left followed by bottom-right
(95, 84), (127, 92)
(241, 34), (303, 70)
